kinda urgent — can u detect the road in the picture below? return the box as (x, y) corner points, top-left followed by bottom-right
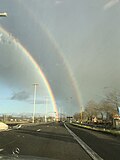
(67, 123), (120, 160)
(0, 122), (91, 160)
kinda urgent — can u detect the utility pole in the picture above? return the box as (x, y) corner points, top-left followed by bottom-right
(32, 83), (39, 123)
(80, 112), (82, 123)
(0, 12), (7, 123)
(54, 112), (56, 122)
(59, 107), (61, 121)
(80, 105), (83, 124)
(45, 97), (48, 123)
(61, 106), (63, 121)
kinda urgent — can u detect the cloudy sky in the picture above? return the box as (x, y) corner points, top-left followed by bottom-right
(0, 0), (120, 115)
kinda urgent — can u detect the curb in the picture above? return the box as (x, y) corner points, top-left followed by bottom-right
(71, 123), (120, 136)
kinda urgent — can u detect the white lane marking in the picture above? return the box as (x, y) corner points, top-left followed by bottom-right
(64, 124), (103, 160)
(8, 129), (12, 131)
(0, 149), (4, 152)
(0, 129), (12, 132)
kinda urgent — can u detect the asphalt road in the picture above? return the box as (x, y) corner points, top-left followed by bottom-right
(67, 123), (120, 160)
(0, 123), (91, 160)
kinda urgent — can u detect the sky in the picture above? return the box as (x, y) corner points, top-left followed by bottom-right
(0, 0), (120, 115)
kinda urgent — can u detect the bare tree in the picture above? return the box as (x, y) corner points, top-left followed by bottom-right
(105, 90), (120, 112)
(73, 112), (88, 122)
(98, 100), (117, 122)
(73, 113), (80, 122)
(85, 100), (99, 122)
(73, 90), (120, 125)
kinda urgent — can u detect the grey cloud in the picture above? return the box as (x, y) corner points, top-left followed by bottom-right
(29, 99), (51, 105)
(11, 91), (30, 101)
(1, 0), (120, 115)
(103, 0), (119, 10)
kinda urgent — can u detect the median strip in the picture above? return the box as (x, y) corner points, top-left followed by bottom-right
(64, 123), (103, 160)
(71, 123), (120, 136)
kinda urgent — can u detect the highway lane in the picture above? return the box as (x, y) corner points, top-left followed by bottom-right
(0, 123), (91, 160)
(67, 123), (120, 160)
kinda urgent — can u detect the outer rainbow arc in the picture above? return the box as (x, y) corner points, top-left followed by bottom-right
(44, 27), (84, 112)
(0, 26), (59, 119)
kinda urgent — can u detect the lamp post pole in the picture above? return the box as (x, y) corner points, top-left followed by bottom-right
(32, 83), (39, 123)
(45, 97), (48, 123)
(80, 105), (83, 124)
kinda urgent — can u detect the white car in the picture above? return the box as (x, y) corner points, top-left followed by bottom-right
(13, 124), (22, 130)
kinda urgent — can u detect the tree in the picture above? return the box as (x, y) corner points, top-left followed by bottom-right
(73, 113), (80, 122)
(73, 112), (88, 122)
(98, 100), (117, 122)
(73, 90), (120, 125)
(105, 90), (120, 113)
(85, 100), (98, 121)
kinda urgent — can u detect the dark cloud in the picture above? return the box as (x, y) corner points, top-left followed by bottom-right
(1, 0), (120, 115)
(11, 91), (30, 101)
(0, 1), (80, 114)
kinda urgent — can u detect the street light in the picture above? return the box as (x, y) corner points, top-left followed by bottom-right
(0, 12), (7, 17)
(80, 105), (84, 124)
(32, 83), (39, 123)
(44, 97), (48, 123)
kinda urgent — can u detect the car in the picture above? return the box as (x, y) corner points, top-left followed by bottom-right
(13, 124), (22, 130)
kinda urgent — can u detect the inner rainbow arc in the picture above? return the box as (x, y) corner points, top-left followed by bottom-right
(0, 26), (59, 119)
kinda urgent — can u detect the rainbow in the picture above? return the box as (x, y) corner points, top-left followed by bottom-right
(43, 25), (84, 112)
(17, 0), (84, 112)
(0, 26), (59, 119)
